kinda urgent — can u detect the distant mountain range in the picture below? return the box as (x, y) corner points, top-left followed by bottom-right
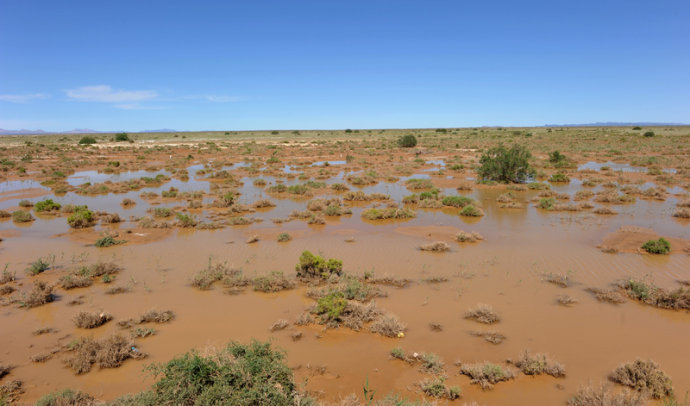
(0, 128), (177, 135)
(543, 122), (687, 127)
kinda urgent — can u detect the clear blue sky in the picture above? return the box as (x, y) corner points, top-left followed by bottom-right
(1, 0), (688, 131)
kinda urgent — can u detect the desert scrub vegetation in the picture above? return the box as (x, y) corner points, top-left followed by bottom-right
(478, 143), (535, 183)
(175, 212), (198, 227)
(618, 279), (689, 310)
(25, 256), (51, 275)
(510, 351), (565, 377)
(295, 251), (343, 280)
(65, 335), (145, 374)
(568, 383), (645, 406)
(419, 377), (461, 400)
(405, 178), (433, 190)
(441, 195), (474, 208)
(73, 311), (113, 329)
(66, 206), (95, 228)
(470, 330), (506, 344)
(610, 359), (673, 399)
(398, 134), (418, 147)
(419, 241), (450, 252)
(456, 230), (483, 243)
(95, 234), (126, 247)
(362, 207), (416, 220)
(460, 362), (515, 390)
(252, 272), (295, 293)
(34, 199), (61, 212)
(277, 232), (291, 242)
(587, 287), (626, 304)
(464, 303), (500, 324)
(11, 210), (33, 223)
(16, 281), (54, 308)
(34, 389), (97, 406)
(110, 341), (297, 406)
(459, 204), (484, 217)
(641, 238), (671, 254)
(191, 260), (244, 290)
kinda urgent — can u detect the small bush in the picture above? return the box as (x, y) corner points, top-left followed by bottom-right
(65, 335), (144, 374)
(568, 383), (645, 406)
(26, 257), (50, 275)
(362, 207), (416, 220)
(252, 272), (295, 293)
(78, 136), (97, 145)
(398, 134), (418, 148)
(442, 195), (474, 208)
(419, 241), (450, 252)
(465, 303), (499, 324)
(641, 238), (671, 254)
(11, 210), (33, 223)
(643, 131), (655, 137)
(95, 235), (126, 248)
(459, 205), (484, 217)
(19, 281), (54, 308)
(456, 230), (483, 243)
(549, 173), (570, 183)
(512, 351), (565, 377)
(34, 199), (62, 212)
(295, 251), (343, 280)
(35, 389), (96, 406)
(277, 232), (291, 242)
(130, 340), (295, 406)
(115, 132), (130, 142)
(420, 377), (461, 400)
(73, 311), (113, 329)
(176, 213), (198, 227)
(610, 359), (673, 399)
(315, 292), (348, 322)
(67, 206), (95, 228)
(460, 362), (515, 390)
(478, 143), (535, 183)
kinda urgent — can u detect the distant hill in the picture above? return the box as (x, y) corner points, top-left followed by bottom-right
(544, 122), (687, 127)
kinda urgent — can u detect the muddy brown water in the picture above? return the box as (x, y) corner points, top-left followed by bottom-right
(0, 164), (688, 405)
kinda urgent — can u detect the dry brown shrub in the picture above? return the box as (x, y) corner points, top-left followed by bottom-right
(73, 311), (113, 329)
(512, 350), (566, 377)
(568, 383), (645, 406)
(610, 359), (673, 399)
(465, 304), (500, 324)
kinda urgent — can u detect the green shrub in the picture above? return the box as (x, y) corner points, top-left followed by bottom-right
(115, 132), (130, 142)
(538, 197), (555, 210)
(295, 251), (343, 280)
(478, 143), (534, 183)
(26, 257), (52, 276)
(18, 199), (33, 207)
(35, 389), (95, 406)
(442, 195), (474, 208)
(277, 232), (291, 242)
(176, 213), (198, 227)
(315, 292), (347, 321)
(549, 173), (570, 183)
(548, 150), (566, 164)
(78, 136), (97, 145)
(95, 235), (126, 248)
(397, 134), (418, 148)
(12, 210), (34, 223)
(67, 206), (94, 228)
(643, 131), (655, 137)
(641, 238), (671, 254)
(34, 199), (62, 212)
(459, 205), (484, 217)
(117, 341), (296, 406)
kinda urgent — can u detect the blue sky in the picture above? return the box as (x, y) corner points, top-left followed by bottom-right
(1, 0), (688, 131)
